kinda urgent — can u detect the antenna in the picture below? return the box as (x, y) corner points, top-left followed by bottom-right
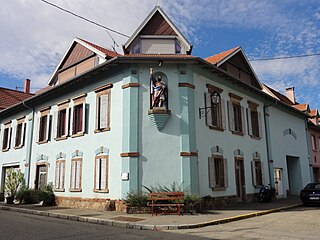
(105, 30), (119, 53)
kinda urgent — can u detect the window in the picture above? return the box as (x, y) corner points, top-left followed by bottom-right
(54, 101), (70, 140)
(55, 160), (65, 191)
(37, 108), (51, 143)
(247, 102), (261, 138)
(208, 156), (228, 189)
(94, 85), (112, 132)
(312, 135), (317, 151)
(2, 123), (12, 151)
(251, 160), (263, 187)
(14, 118), (26, 148)
(228, 94), (245, 135)
(205, 85), (225, 130)
(71, 94), (86, 136)
(70, 158), (82, 191)
(94, 156), (109, 192)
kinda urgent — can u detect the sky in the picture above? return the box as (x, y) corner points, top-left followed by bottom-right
(0, 0), (320, 110)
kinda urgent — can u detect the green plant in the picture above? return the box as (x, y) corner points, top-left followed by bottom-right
(39, 182), (55, 206)
(16, 183), (40, 204)
(143, 182), (184, 193)
(4, 168), (24, 198)
(125, 192), (148, 207)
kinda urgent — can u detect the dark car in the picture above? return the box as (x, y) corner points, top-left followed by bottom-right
(300, 182), (320, 206)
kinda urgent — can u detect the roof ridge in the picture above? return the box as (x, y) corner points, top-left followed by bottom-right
(76, 37), (121, 57)
(205, 46), (240, 64)
(0, 87), (34, 95)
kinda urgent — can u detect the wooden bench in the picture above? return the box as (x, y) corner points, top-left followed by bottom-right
(147, 191), (184, 216)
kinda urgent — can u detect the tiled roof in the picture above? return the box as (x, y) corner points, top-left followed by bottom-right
(122, 54), (196, 58)
(293, 104), (308, 112)
(0, 88), (34, 110)
(263, 85), (294, 105)
(310, 109), (319, 117)
(77, 38), (121, 58)
(205, 47), (240, 65)
(34, 85), (52, 95)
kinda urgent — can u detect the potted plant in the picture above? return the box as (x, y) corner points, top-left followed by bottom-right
(4, 168), (24, 204)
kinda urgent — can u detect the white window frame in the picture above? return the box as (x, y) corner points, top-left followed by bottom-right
(55, 160), (66, 191)
(70, 158), (82, 192)
(94, 155), (109, 192)
(208, 155), (228, 190)
(251, 159), (264, 187)
(1, 123), (12, 151)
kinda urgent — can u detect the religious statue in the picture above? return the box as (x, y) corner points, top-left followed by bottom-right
(150, 68), (168, 109)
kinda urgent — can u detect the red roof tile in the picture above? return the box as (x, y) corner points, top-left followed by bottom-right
(205, 47), (240, 64)
(263, 85), (294, 105)
(77, 38), (121, 58)
(293, 104), (308, 111)
(34, 85), (52, 95)
(122, 54), (196, 58)
(0, 88), (34, 110)
(310, 109), (318, 117)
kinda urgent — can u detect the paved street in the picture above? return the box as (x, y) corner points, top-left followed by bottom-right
(0, 211), (209, 240)
(172, 206), (320, 239)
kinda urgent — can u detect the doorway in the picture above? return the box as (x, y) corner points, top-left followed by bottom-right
(235, 158), (246, 201)
(274, 168), (284, 197)
(286, 156), (302, 196)
(35, 164), (47, 190)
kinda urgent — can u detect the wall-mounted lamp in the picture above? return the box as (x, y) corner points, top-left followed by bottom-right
(199, 91), (221, 119)
(158, 60), (163, 67)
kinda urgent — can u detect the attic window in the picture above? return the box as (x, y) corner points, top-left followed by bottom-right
(132, 40), (141, 54)
(175, 40), (181, 54)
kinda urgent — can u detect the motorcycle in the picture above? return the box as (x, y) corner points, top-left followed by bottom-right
(258, 185), (276, 202)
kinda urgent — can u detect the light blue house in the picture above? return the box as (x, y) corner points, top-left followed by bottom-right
(0, 6), (311, 209)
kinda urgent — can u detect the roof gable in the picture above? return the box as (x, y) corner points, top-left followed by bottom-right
(206, 47), (262, 90)
(123, 6), (192, 54)
(48, 38), (119, 86)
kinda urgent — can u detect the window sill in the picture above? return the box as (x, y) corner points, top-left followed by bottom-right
(250, 135), (261, 140)
(54, 188), (65, 192)
(94, 127), (111, 133)
(69, 189), (82, 192)
(37, 140), (48, 145)
(1, 148), (9, 152)
(93, 189), (109, 193)
(211, 187), (227, 191)
(71, 132), (84, 138)
(55, 136), (68, 141)
(14, 145), (23, 149)
(312, 149), (318, 152)
(231, 131), (244, 136)
(209, 126), (224, 132)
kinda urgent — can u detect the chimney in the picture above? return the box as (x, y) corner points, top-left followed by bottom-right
(24, 79), (31, 94)
(285, 87), (295, 104)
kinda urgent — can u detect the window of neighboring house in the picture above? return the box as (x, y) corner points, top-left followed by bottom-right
(312, 135), (317, 151)
(14, 117), (26, 148)
(71, 94), (86, 137)
(247, 102), (261, 139)
(94, 155), (109, 192)
(251, 159), (263, 187)
(94, 85), (112, 132)
(2, 123), (12, 151)
(228, 94), (245, 135)
(38, 108), (51, 143)
(208, 155), (228, 189)
(70, 158), (82, 191)
(205, 84), (225, 131)
(55, 160), (65, 191)
(54, 101), (70, 140)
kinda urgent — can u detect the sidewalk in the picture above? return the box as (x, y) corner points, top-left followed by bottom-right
(0, 198), (301, 231)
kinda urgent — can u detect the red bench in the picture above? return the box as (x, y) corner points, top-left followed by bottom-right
(147, 191), (184, 216)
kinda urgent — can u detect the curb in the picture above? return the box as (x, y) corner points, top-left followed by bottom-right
(0, 203), (301, 231)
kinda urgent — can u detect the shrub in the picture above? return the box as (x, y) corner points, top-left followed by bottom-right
(4, 168), (24, 198)
(16, 185), (40, 204)
(125, 192), (148, 207)
(39, 183), (56, 206)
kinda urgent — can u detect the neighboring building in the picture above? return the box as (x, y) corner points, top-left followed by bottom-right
(0, 6), (312, 209)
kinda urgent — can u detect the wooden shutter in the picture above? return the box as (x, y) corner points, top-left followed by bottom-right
(261, 162), (265, 185)
(60, 162), (65, 189)
(21, 122), (26, 147)
(227, 101), (235, 131)
(224, 158), (228, 188)
(75, 160), (81, 189)
(35, 115), (40, 142)
(99, 95), (109, 129)
(8, 128), (12, 149)
(100, 158), (107, 190)
(71, 160), (76, 189)
(45, 115), (50, 141)
(55, 162), (60, 189)
(258, 112), (262, 138)
(208, 157), (216, 188)
(53, 111), (58, 139)
(247, 108), (252, 136)
(70, 106), (74, 135)
(12, 125), (16, 147)
(95, 158), (100, 190)
(251, 161), (257, 186)
(204, 93), (213, 127)
(65, 108), (70, 136)
(81, 103), (86, 133)
(221, 99), (226, 130)
(241, 106), (246, 134)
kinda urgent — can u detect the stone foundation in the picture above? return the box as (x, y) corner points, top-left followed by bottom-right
(56, 196), (126, 212)
(201, 194), (257, 209)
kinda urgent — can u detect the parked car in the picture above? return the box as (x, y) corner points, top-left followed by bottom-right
(300, 183), (320, 206)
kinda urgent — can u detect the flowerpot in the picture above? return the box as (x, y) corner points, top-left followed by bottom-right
(6, 196), (14, 204)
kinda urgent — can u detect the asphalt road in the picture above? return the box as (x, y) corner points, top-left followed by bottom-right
(172, 206), (320, 239)
(0, 211), (210, 240)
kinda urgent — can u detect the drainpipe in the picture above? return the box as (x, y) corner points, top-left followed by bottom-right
(263, 101), (277, 187)
(22, 101), (35, 187)
(304, 120), (312, 183)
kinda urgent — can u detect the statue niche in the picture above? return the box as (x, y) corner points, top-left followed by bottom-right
(149, 68), (168, 110)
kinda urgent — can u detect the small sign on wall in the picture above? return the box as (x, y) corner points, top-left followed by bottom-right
(121, 172), (129, 181)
